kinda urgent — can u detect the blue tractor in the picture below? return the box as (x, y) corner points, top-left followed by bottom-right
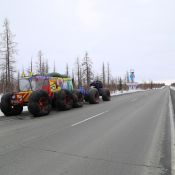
(77, 80), (111, 104)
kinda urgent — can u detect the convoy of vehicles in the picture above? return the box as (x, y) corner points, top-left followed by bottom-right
(0, 73), (111, 117)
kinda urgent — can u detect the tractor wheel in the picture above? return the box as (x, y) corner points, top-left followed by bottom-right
(89, 88), (99, 104)
(0, 93), (23, 116)
(54, 89), (73, 110)
(101, 89), (111, 101)
(72, 90), (84, 108)
(28, 90), (51, 117)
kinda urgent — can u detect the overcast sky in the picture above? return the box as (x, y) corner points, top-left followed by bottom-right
(0, 0), (175, 83)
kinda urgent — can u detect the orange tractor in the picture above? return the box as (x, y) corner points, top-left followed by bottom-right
(0, 74), (84, 116)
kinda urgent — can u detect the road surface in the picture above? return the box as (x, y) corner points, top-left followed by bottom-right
(0, 88), (172, 175)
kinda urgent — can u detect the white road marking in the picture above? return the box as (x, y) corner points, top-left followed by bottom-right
(169, 90), (175, 175)
(71, 111), (108, 127)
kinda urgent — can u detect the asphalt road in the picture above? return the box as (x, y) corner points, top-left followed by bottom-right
(0, 88), (172, 175)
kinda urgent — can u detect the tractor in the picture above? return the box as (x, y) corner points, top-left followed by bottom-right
(0, 73), (110, 117)
(78, 80), (111, 104)
(0, 74), (83, 117)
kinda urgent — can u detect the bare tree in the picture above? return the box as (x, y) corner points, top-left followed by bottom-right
(26, 57), (33, 76)
(75, 57), (82, 88)
(118, 77), (123, 91)
(110, 78), (117, 92)
(0, 18), (17, 93)
(107, 62), (111, 86)
(17, 71), (20, 91)
(65, 63), (69, 77)
(36, 50), (48, 75)
(71, 69), (76, 87)
(150, 80), (153, 89)
(41, 61), (45, 75)
(53, 60), (56, 72)
(36, 50), (42, 75)
(102, 62), (106, 86)
(0, 72), (5, 93)
(82, 52), (94, 86)
(45, 59), (49, 74)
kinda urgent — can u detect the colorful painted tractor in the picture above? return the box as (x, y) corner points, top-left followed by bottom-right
(0, 73), (110, 117)
(0, 74), (82, 117)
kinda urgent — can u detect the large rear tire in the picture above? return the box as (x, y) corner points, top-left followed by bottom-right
(28, 90), (51, 117)
(88, 88), (99, 104)
(54, 89), (73, 110)
(72, 90), (84, 108)
(0, 93), (23, 116)
(101, 88), (111, 101)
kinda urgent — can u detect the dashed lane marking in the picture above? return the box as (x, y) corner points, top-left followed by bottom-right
(71, 111), (108, 127)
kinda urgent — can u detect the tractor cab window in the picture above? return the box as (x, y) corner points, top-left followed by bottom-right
(19, 78), (31, 91)
(31, 78), (48, 91)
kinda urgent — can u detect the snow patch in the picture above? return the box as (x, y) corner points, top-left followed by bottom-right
(170, 86), (175, 91)
(110, 86), (165, 97)
(111, 89), (145, 96)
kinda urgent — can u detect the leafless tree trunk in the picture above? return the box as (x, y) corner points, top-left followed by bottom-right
(0, 18), (16, 93)
(118, 77), (123, 91)
(26, 57), (33, 76)
(65, 63), (69, 77)
(82, 52), (93, 86)
(41, 61), (45, 75)
(102, 62), (106, 86)
(53, 60), (56, 72)
(38, 50), (42, 75)
(17, 71), (20, 91)
(0, 72), (5, 93)
(75, 57), (82, 88)
(36, 50), (48, 75)
(107, 62), (110, 86)
(71, 69), (76, 87)
(45, 59), (49, 74)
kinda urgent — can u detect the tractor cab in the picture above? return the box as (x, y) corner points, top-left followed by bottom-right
(19, 78), (31, 91)
(29, 76), (50, 92)
(19, 76), (50, 92)
(16, 76), (51, 105)
(13, 78), (32, 105)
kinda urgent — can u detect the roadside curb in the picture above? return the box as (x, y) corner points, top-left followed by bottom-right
(111, 89), (151, 97)
(169, 89), (175, 175)
(111, 87), (166, 97)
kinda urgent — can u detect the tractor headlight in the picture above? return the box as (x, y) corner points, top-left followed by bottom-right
(12, 95), (15, 100)
(17, 95), (23, 99)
